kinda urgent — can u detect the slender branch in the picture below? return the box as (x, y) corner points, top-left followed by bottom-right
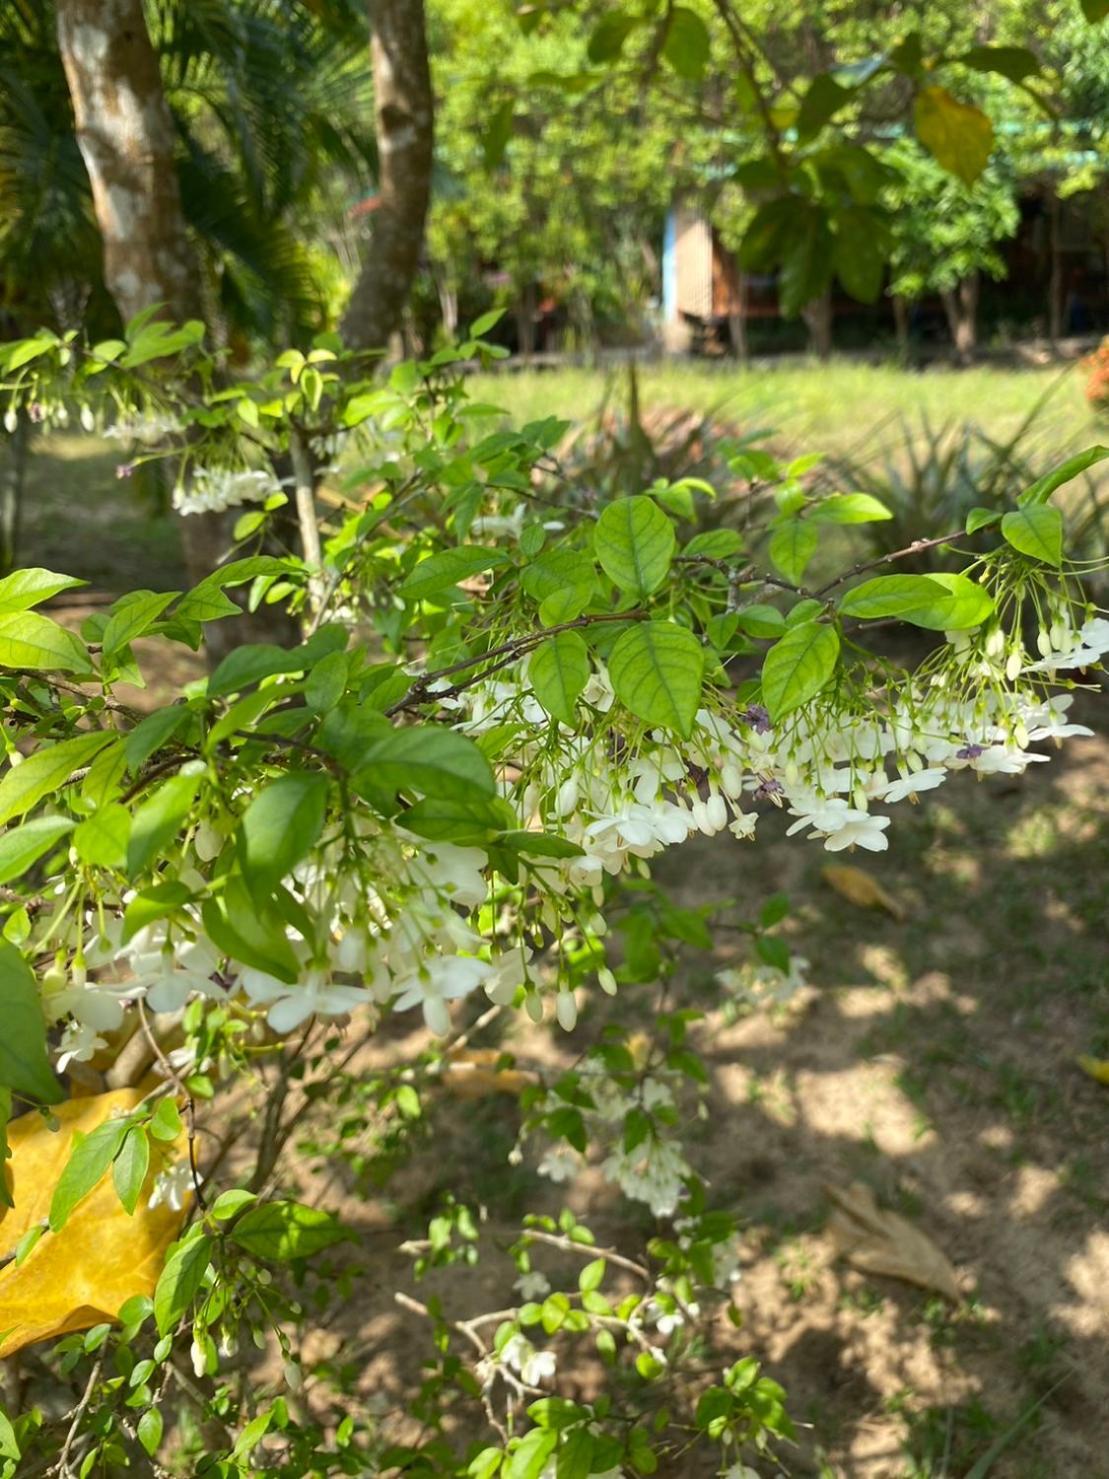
(386, 609), (645, 717)
(813, 529), (969, 597)
(289, 428), (326, 614)
(520, 1228), (650, 1284)
(137, 1001), (206, 1209)
(47, 1358), (102, 1478)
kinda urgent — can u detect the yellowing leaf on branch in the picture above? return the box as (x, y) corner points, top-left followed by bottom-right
(0, 1089), (189, 1358)
(821, 864), (906, 921)
(914, 85), (994, 186)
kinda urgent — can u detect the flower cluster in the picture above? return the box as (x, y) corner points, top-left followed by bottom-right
(173, 466), (280, 516)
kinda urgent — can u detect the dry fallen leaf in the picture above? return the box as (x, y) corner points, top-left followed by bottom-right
(1077, 1054), (1109, 1086)
(825, 1181), (960, 1302)
(0, 1089), (189, 1357)
(821, 864), (906, 921)
(439, 1048), (536, 1099)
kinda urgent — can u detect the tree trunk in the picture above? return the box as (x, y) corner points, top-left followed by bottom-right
(0, 416), (29, 574)
(516, 283), (537, 362)
(802, 289), (833, 360)
(55, 0), (199, 329)
(341, 0), (434, 351)
(55, 0), (295, 660)
(941, 274), (978, 365)
(892, 294), (910, 357)
(727, 271), (748, 364)
(1048, 193), (1064, 346)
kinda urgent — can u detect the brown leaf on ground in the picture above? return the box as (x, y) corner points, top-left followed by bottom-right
(825, 1181), (961, 1302)
(439, 1048), (536, 1098)
(821, 864), (906, 921)
(0, 1089), (189, 1357)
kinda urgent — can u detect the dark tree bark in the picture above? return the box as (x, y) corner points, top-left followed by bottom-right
(802, 289), (833, 360)
(941, 273), (979, 365)
(55, 0), (296, 659)
(891, 294), (910, 357)
(341, 0), (434, 351)
(1048, 192), (1064, 346)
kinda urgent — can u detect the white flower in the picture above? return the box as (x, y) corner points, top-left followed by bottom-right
(173, 465), (278, 517)
(876, 767), (947, 804)
(501, 1334), (556, 1386)
(536, 1143), (581, 1184)
(48, 983), (134, 1032)
(513, 1270), (551, 1301)
(241, 965), (371, 1033)
(148, 1160), (193, 1212)
(820, 810), (890, 852)
(412, 842), (488, 908)
(391, 954), (493, 1035)
(55, 1021), (107, 1071)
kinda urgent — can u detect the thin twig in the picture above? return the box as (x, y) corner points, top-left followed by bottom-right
(137, 1001), (206, 1209)
(47, 1358), (102, 1478)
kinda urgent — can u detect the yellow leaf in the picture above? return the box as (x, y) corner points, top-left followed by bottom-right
(914, 85), (994, 186)
(1077, 1054), (1109, 1086)
(440, 1048), (536, 1099)
(825, 1181), (960, 1302)
(0, 1089), (189, 1358)
(821, 864), (906, 920)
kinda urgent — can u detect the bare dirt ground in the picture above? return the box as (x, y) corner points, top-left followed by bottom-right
(276, 714), (1107, 1479)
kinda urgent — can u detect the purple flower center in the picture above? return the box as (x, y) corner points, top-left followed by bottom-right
(956, 742), (985, 760)
(753, 776), (784, 801)
(742, 704), (772, 734)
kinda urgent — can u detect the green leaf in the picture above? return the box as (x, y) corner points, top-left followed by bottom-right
(209, 1188), (256, 1221)
(529, 632), (590, 726)
(0, 568), (86, 613)
(470, 308), (505, 337)
(777, 205), (834, 317)
(112, 1126), (151, 1215)
(0, 815), (73, 884)
(761, 621), (840, 720)
(538, 587), (591, 625)
(137, 1408), (164, 1458)
(505, 1428), (558, 1479)
(401, 547), (510, 600)
(578, 1257), (606, 1293)
(354, 727), (495, 800)
(1001, 505), (1063, 566)
(556, 1429), (594, 1479)
(798, 72), (851, 137)
(101, 591), (179, 661)
(401, 795), (513, 842)
(230, 1200), (349, 1261)
(839, 573), (994, 630)
(735, 604), (785, 639)
(0, 611), (92, 674)
(122, 882), (194, 944)
(207, 627), (347, 697)
(124, 706), (191, 772)
(202, 890), (298, 984)
(587, 12), (637, 63)
(683, 529), (743, 560)
(127, 770), (202, 878)
(593, 497), (675, 597)
(522, 550), (596, 605)
(238, 772), (330, 898)
(149, 1097), (183, 1142)
(662, 6), (711, 79)
(1019, 446), (1109, 505)
(834, 206), (887, 303)
(0, 1405), (19, 1461)
(50, 1117), (132, 1230)
(768, 521), (818, 585)
(1081, 0), (1109, 20)
(500, 831), (584, 858)
(958, 45), (1039, 81)
(811, 493), (892, 524)
(608, 622), (704, 738)
(72, 803), (129, 869)
(0, 940), (64, 1104)
(154, 1233), (213, 1335)
(914, 85), (993, 185)
(966, 506), (1001, 534)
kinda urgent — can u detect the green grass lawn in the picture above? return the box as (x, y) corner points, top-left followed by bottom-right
(472, 358), (1099, 461)
(5, 358), (1105, 595)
